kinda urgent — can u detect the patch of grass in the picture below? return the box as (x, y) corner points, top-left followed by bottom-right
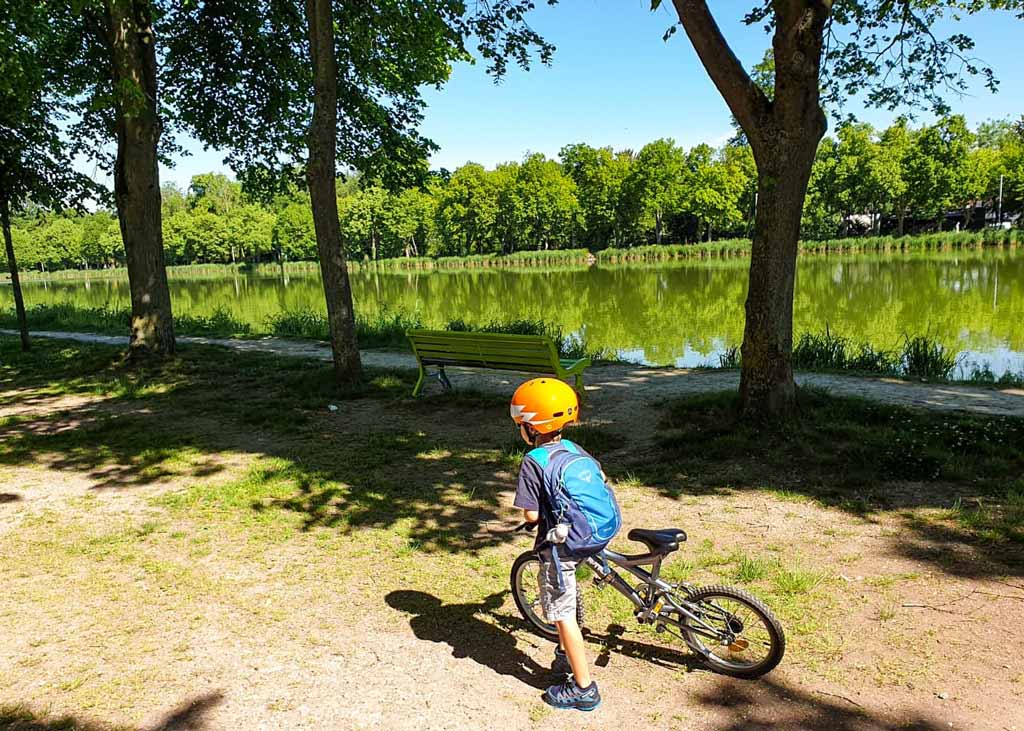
(873, 603), (898, 622)
(0, 303), (254, 339)
(654, 388), (1024, 499)
(937, 486), (1024, 544)
(266, 307), (425, 350)
(731, 552), (774, 583)
(963, 362), (1024, 388)
(771, 564), (829, 595)
(901, 334), (959, 381)
(717, 345), (741, 369)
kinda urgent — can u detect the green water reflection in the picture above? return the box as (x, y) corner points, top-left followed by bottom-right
(4, 250), (1022, 374)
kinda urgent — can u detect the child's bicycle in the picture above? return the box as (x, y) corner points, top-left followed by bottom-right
(510, 525), (785, 679)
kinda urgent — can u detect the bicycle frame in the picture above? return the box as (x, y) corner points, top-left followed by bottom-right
(583, 548), (738, 651)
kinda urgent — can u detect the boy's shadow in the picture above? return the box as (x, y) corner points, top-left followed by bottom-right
(385, 589), (551, 689)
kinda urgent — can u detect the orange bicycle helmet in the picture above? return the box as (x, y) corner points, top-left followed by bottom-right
(510, 378), (579, 434)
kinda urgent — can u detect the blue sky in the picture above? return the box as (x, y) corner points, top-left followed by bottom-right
(155, 0), (1024, 189)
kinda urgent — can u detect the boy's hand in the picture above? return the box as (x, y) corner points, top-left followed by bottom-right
(523, 509), (540, 524)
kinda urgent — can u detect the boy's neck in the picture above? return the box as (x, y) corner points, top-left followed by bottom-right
(534, 432), (562, 448)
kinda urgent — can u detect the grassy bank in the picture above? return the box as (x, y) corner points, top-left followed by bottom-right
(0, 303), (611, 361)
(717, 328), (1024, 387)
(7, 230), (1020, 283)
(597, 229), (1022, 263)
(7, 249), (594, 282)
(4, 303), (1022, 385)
(655, 388), (1024, 541)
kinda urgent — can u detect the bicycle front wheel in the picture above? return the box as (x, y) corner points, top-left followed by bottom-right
(680, 584), (785, 679)
(510, 551), (584, 640)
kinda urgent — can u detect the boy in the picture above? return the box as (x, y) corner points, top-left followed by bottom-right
(510, 377), (602, 712)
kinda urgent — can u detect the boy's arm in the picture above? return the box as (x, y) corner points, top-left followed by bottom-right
(513, 456), (543, 526)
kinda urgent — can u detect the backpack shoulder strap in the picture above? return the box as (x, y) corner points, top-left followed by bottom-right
(526, 446), (554, 469)
(526, 440), (574, 469)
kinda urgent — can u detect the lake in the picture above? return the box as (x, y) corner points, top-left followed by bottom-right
(4, 249), (1023, 376)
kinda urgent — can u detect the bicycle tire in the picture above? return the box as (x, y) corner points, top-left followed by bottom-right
(681, 584), (785, 679)
(510, 551), (585, 640)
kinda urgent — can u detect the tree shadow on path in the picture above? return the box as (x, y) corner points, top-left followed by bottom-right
(0, 691), (224, 731)
(692, 675), (946, 731)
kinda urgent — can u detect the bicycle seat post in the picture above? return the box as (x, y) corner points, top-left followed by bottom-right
(649, 553), (664, 585)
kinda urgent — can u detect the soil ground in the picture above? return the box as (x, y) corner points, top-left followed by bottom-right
(1, 336), (1022, 731)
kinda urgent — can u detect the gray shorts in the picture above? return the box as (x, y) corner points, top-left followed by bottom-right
(538, 550), (579, 623)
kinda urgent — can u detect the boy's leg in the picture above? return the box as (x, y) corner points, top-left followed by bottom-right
(555, 617), (591, 688)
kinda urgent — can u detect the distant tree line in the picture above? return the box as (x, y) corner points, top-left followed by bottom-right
(6, 114), (1022, 272)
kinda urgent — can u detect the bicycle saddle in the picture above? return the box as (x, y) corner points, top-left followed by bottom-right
(627, 528), (687, 554)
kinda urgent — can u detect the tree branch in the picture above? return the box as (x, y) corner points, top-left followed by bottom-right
(671, 0), (772, 146)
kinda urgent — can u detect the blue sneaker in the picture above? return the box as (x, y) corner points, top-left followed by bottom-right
(552, 648), (571, 676)
(542, 677), (601, 711)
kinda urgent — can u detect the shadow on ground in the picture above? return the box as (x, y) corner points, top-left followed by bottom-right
(386, 590), (551, 688)
(0, 691), (223, 731)
(691, 676), (944, 731)
(1, 337), (1021, 575)
(388, 589), (709, 692)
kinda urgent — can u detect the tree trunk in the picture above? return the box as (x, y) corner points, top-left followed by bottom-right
(732, 3), (829, 417)
(898, 210), (906, 236)
(1, 198), (30, 351)
(655, 209), (663, 244)
(740, 143), (819, 416)
(305, 0), (361, 385)
(106, 0), (175, 357)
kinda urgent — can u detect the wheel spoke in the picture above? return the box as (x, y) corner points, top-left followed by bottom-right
(686, 594), (776, 669)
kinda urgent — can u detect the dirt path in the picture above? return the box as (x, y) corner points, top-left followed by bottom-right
(2, 332), (1023, 731)
(5, 328), (1023, 418)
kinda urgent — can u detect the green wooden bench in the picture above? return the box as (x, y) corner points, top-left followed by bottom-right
(407, 330), (591, 401)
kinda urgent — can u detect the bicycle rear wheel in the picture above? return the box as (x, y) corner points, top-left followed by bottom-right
(510, 551), (584, 639)
(678, 584), (785, 679)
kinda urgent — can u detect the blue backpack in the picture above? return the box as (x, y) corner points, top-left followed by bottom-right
(529, 440), (621, 587)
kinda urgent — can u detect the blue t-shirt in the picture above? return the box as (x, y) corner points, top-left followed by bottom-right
(513, 439), (596, 550)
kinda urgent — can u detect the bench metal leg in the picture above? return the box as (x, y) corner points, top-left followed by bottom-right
(412, 364), (452, 397)
(412, 364), (426, 397)
(437, 365), (452, 391)
(575, 373), (587, 406)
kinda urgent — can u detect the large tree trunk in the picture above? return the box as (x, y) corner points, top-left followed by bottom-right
(305, 0), (362, 385)
(737, 7), (827, 417)
(672, 0), (829, 417)
(107, 0), (175, 357)
(1, 198), (30, 352)
(740, 143), (819, 415)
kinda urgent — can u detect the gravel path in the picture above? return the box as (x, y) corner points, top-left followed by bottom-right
(5, 328), (1023, 417)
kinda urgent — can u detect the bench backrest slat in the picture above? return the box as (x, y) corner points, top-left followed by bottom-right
(407, 329), (560, 370)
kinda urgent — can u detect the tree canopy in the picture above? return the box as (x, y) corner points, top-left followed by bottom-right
(8, 115), (1022, 273)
